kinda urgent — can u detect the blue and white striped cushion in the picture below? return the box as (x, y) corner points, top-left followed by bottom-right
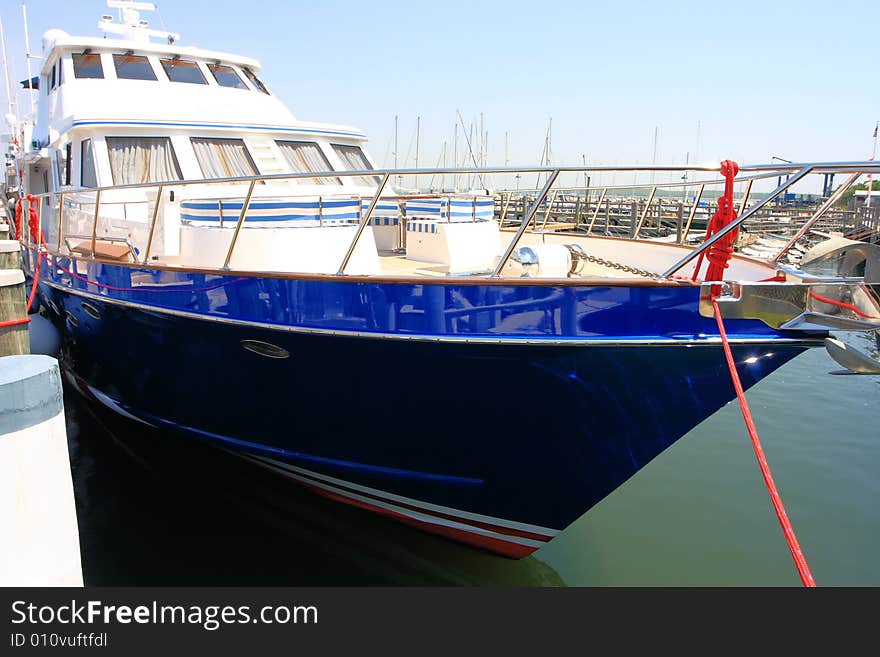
(405, 196), (495, 222)
(405, 198), (447, 220)
(360, 199), (400, 225)
(406, 220), (439, 234)
(180, 198), (362, 227)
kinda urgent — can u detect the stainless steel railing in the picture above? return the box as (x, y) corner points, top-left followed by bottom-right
(18, 160), (880, 280)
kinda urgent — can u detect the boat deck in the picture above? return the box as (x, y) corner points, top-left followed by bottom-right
(373, 251), (641, 278)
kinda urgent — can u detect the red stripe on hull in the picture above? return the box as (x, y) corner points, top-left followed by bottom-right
(280, 461), (554, 543)
(298, 480), (541, 559)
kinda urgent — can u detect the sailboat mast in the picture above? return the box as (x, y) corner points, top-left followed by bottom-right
(651, 125), (658, 184)
(867, 121), (878, 208)
(682, 151), (689, 203)
(0, 17), (16, 119)
(582, 153), (587, 191)
(440, 140), (446, 191)
(21, 2), (35, 116)
(480, 112), (485, 169)
(469, 121), (474, 189)
(414, 115), (420, 191)
(453, 119), (458, 192)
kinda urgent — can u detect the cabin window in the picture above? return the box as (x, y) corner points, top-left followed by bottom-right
(331, 144), (380, 186)
(242, 67), (269, 94)
(53, 149), (63, 187)
(58, 59), (63, 86)
(106, 137), (182, 184)
(207, 63), (247, 90)
(72, 53), (104, 79)
(276, 141), (339, 185)
(81, 139), (97, 187)
(50, 65), (56, 91)
(160, 58), (207, 85)
(53, 143), (72, 187)
(113, 54), (157, 81)
(191, 138), (258, 179)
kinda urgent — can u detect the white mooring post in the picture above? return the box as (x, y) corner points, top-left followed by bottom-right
(0, 355), (83, 586)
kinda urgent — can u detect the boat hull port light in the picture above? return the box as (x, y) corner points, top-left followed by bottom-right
(240, 340), (290, 359)
(81, 302), (101, 320)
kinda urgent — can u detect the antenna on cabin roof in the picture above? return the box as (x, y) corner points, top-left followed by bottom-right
(99, 1), (180, 45)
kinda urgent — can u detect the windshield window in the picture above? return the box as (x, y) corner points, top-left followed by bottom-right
(207, 64), (247, 90)
(113, 54), (157, 81)
(72, 53), (104, 79)
(242, 67), (269, 94)
(161, 58), (207, 85)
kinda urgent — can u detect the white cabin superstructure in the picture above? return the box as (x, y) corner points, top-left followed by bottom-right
(19, 4), (404, 274)
(31, 29), (376, 196)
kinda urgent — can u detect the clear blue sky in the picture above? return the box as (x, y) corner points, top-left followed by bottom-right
(1, 0), (877, 192)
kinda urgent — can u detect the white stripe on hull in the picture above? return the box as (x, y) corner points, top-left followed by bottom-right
(239, 453), (547, 549)
(246, 453), (560, 538)
(87, 385), (157, 427)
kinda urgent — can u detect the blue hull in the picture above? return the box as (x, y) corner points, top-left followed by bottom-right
(35, 254), (819, 556)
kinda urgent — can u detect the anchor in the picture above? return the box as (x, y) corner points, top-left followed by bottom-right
(704, 236), (880, 375)
(800, 237), (880, 375)
(824, 336), (880, 375)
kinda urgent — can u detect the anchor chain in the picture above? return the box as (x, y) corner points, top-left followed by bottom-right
(578, 252), (659, 279)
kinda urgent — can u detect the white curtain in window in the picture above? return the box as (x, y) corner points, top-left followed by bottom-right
(276, 141), (339, 185)
(106, 137), (181, 184)
(192, 138), (257, 179)
(332, 144), (380, 186)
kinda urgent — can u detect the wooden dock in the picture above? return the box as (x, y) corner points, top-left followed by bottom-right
(0, 201), (28, 357)
(493, 191), (880, 246)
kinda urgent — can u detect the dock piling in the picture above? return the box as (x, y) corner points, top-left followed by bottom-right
(0, 355), (82, 586)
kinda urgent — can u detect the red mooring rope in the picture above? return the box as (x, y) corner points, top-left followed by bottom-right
(712, 296), (816, 587)
(808, 290), (880, 320)
(1, 196), (43, 329)
(692, 160), (815, 585)
(692, 160), (740, 286)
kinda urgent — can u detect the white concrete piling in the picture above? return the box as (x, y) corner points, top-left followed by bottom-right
(0, 355), (83, 586)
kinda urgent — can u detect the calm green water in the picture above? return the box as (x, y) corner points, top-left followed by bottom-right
(538, 330), (880, 586)
(67, 332), (879, 586)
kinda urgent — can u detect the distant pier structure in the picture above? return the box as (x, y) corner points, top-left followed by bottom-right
(494, 188), (880, 246)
